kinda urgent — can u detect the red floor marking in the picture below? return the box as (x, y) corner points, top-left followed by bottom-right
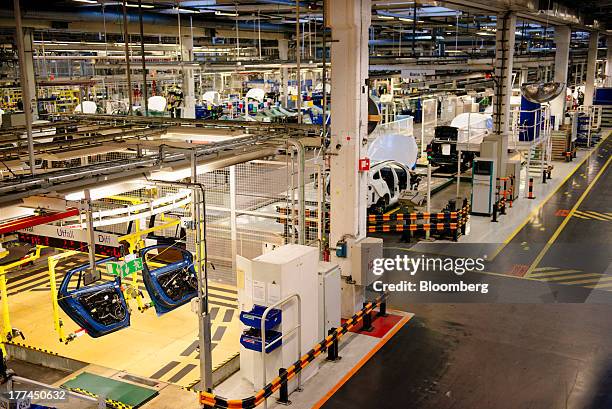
(342, 313), (403, 338)
(508, 264), (529, 277)
(555, 209), (570, 217)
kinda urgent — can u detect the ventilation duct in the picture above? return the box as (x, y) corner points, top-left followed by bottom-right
(520, 82), (565, 103)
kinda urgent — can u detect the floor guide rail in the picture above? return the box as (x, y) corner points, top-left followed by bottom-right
(199, 294), (388, 409)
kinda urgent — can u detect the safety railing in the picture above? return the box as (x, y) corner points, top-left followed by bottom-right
(260, 294), (301, 409)
(366, 199), (470, 241)
(200, 294), (388, 409)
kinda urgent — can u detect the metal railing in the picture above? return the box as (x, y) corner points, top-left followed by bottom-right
(260, 293), (301, 409)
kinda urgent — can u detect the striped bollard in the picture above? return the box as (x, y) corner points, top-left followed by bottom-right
(528, 178), (535, 199)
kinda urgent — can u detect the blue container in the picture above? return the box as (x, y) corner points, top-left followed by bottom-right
(519, 97), (541, 141)
(240, 329), (282, 353)
(239, 305), (282, 330)
(594, 88), (612, 105)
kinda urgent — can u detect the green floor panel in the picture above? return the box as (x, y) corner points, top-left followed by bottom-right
(62, 372), (158, 407)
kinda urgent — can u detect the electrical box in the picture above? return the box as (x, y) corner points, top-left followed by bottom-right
(350, 237), (383, 286)
(237, 244), (319, 392)
(318, 262), (341, 340)
(506, 160), (521, 200)
(471, 157), (497, 215)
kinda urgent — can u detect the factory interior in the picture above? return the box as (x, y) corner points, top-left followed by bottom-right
(0, 0), (611, 408)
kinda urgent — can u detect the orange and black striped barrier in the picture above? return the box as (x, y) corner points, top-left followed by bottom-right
(527, 177), (535, 199)
(368, 211), (458, 223)
(368, 222), (458, 233)
(199, 295), (388, 409)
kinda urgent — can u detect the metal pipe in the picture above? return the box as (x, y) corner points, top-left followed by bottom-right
(139, 0), (148, 116)
(122, 0), (133, 115)
(14, 0), (35, 175)
(296, 0), (302, 124)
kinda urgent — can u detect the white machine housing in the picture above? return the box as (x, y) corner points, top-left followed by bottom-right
(237, 244), (319, 392)
(505, 160), (521, 200)
(318, 262), (341, 340)
(471, 157), (497, 215)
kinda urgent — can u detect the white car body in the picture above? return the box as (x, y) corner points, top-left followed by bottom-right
(366, 160), (410, 210)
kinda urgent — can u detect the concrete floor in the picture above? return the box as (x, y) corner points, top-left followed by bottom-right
(322, 131), (612, 408)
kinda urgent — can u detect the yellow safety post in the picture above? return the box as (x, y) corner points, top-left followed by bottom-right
(47, 250), (79, 343)
(0, 246), (44, 353)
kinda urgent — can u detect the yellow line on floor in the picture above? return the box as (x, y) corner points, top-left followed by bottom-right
(528, 270), (583, 278)
(533, 266), (559, 272)
(582, 210), (610, 221)
(585, 282), (612, 289)
(537, 273), (602, 282)
(384, 207), (401, 216)
(562, 276), (612, 285)
(488, 131), (610, 261)
(525, 154), (612, 277)
(572, 213), (590, 220)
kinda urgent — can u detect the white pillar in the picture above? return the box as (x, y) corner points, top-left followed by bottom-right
(584, 31), (599, 106)
(181, 34), (196, 119)
(329, 0), (371, 260)
(607, 35), (612, 87)
(491, 12), (516, 178)
(278, 39), (289, 107)
(550, 26), (571, 128)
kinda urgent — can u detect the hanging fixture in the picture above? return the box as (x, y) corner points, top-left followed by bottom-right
(520, 81), (565, 103)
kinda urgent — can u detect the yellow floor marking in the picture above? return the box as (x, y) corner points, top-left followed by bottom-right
(384, 207), (401, 216)
(562, 276), (612, 285)
(583, 210), (611, 221)
(525, 154), (612, 277)
(533, 266), (559, 272)
(529, 270), (583, 278)
(572, 213), (590, 220)
(537, 273), (602, 282)
(585, 282), (612, 289)
(488, 131), (610, 261)
(574, 210), (606, 221)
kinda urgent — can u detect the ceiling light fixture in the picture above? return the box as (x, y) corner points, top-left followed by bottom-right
(215, 10), (238, 17)
(126, 3), (154, 8)
(399, 17), (413, 22)
(74, 0), (98, 4)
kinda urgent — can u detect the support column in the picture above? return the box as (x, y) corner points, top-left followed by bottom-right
(278, 39), (289, 107)
(181, 35), (196, 119)
(329, 0), (371, 262)
(550, 26), (571, 129)
(584, 31), (599, 106)
(490, 11), (516, 178)
(607, 35), (612, 87)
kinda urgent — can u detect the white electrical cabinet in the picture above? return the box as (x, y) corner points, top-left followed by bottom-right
(318, 262), (341, 340)
(237, 244), (319, 392)
(506, 160), (521, 200)
(471, 157), (497, 215)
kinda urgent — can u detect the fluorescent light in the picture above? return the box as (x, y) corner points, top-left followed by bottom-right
(215, 10), (238, 16)
(378, 15), (395, 20)
(74, 0), (97, 3)
(476, 31), (495, 36)
(126, 3), (154, 8)
(399, 18), (413, 22)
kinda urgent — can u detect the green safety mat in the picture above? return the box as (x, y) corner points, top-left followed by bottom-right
(62, 372), (158, 408)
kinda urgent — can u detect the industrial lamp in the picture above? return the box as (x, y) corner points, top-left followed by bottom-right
(520, 81), (565, 103)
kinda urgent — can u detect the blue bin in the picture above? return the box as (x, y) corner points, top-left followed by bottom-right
(239, 305), (282, 330)
(240, 329), (282, 353)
